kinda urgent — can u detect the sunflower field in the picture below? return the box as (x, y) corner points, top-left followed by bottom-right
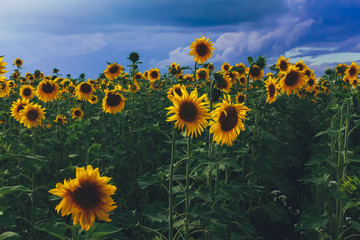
(1, 36), (360, 240)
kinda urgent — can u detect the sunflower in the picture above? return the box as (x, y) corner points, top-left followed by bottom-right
(336, 63), (348, 75)
(351, 78), (359, 88)
(305, 77), (317, 92)
(166, 86), (210, 137)
(88, 95), (98, 104)
(36, 80), (60, 102)
(49, 165), (117, 231)
(189, 36), (215, 64)
(167, 84), (184, 101)
(75, 82), (95, 101)
(279, 65), (306, 95)
(303, 67), (315, 78)
(295, 61), (307, 72)
(249, 64), (264, 81)
(148, 68), (161, 81)
(104, 63), (124, 80)
(0, 57), (8, 75)
(236, 92), (246, 103)
(54, 114), (68, 125)
(134, 72), (143, 81)
(102, 89), (126, 114)
(0, 76), (11, 98)
(225, 71), (239, 84)
(19, 103), (46, 128)
(215, 72), (233, 93)
(221, 62), (231, 72)
(238, 75), (247, 86)
(11, 71), (20, 80)
(71, 108), (84, 120)
(19, 85), (35, 100)
(345, 62), (359, 80)
(276, 56), (291, 73)
(143, 70), (149, 80)
(264, 77), (279, 104)
(182, 73), (194, 83)
(196, 68), (209, 81)
(14, 58), (23, 67)
(207, 63), (215, 72)
(128, 81), (140, 93)
(10, 98), (29, 121)
(234, 63), (247, 75)
(209, 95), (250, 146)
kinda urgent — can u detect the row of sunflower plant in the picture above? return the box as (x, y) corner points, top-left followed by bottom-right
(0, 35), (360, 240)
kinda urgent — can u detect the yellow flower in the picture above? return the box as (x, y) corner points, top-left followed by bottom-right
(71, 108), (84, 120)
(189, 36), (214, 64)
(14, 58), (23, 67)
(19, 103), (46, 128)
(221, 62), (231, 72)
(279, 65), (306, 95)
(148, 68), (161, 82)
(19, 85), (35, 100)
(102, 89), (125, 114)
(249, 64), (264, 81)
(265, 76), (279, 104)
(49, 165), (117, 231)
(75, 82), (95, 101)
(104, 63), (124, 80)
(10, 98), (29, 122)
(345, 62), (359, 80)
(166, 86), (210, 137)
(0, 56), (8, 75)
(209, 95), (250, 146)
(54, 114), (67, 125)
(36, 80), (60, 102)
(276, 56), (291, 73)
(0, 76), (11, 98)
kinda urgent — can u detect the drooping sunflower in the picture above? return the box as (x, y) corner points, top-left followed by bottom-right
(134, 72), (143, 81)
(148, 68), (161, 82)
(36, 80), (60, 102)
(249, 64), (264, 81)
(215, 72), (233, 93)
(221, 62), (231, 72)
(88, 95), (98, 104)
(189, 36), (215, 64)
(11, 71), (20, 80)
(71, 108), (84, 120)
(209, 95), (250, 146)
(104, 63), (124, 80)
(234, 63), (247, 76)
(166, 86), (210, 137)
(167, 84), (184, 101)
(238, 75), (247, 86)
(75, 82), (95, 101)
(351, 78), (359, 88)
(264, 77), (279, 104)
(14, 58), (23, 67)
(19, 84), (35, 100)
(0, 76), (11, 98)
(19, 103), (46, 128)
(49, 165), (117, 231)
(0, 57), (8, 75)
(102, 89), (126, 114)
(54, 114), (67, 125)
(276, 56), (291, 73)
(128, 80), (140, 93)
(207, 62), (215, 72)
(345, 62), (359, 80)
(182, 73), (194, 83)
(235, 92), (246, 103)
(336, 63), (348, 75)
(305, 77), (317, 92)
(225, 71), (239, 84)
(10, 98), (29, 121)
(279, 65), (306, 95)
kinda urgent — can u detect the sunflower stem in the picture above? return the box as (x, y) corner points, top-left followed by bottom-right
(207, 79), (215, 189)
(185, 135), (191, 240)
(169, 126), (176, 240)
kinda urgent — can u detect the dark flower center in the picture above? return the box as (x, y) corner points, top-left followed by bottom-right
(237, 95), (245, 102)
(219, 107), (238, 131)
(268, 84), (276, 97)
(27, 109), (39, 121)
(284, 71), (299, 86)
(308, 78), (315, 86)
(135, 74), (141, 80)
(198, 71), (207, 79)
(42, 82), (55, 93)
(150, 71), (159, 79)
(106, 93), (121, 107)
(239, 77), (246, 84)
(174, 88), (182, 96)
(251, 66), (261, 77)
(296, 64), (304, 71)
(80, 83), (92, 93)
(17, 104), (26, 113)
(72, 182), (100, 209)
(179, 101), (198, 122)
(223, 64), (230, 71)
(196, 43), (209, 57)
(16, 60), (22, 65)
(349, 67), (356, 76)
(57, 118), (64, 123)
(91, 96), (97, 101)
(280, 61), (288, 71)
(74, 110), (82, 117)
(109, 65), (119, 74)
(23, 88), (32, 96)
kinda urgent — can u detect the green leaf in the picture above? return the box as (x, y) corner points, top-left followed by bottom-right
(0, 185), (32, 198)
(0, 232), (20, 240)
(137, 172), (161, 189)
(247, 56), (254, 65)
(298, 206), (329, 230)
(143, 202), (167, 223)
(34, 222), (70, 240)
(88, 143), (100, 155)
(86, 222), (122, 240)
(314, 127), (338, 138)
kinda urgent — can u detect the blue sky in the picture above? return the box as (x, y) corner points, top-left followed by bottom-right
(1, 0), (360, 79)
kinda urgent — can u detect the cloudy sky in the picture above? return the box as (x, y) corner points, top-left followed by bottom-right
(1, 0), (360, 79)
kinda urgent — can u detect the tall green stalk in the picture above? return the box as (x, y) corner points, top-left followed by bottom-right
(168, 126), (176, 240)
(185, 135), (191, 240)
